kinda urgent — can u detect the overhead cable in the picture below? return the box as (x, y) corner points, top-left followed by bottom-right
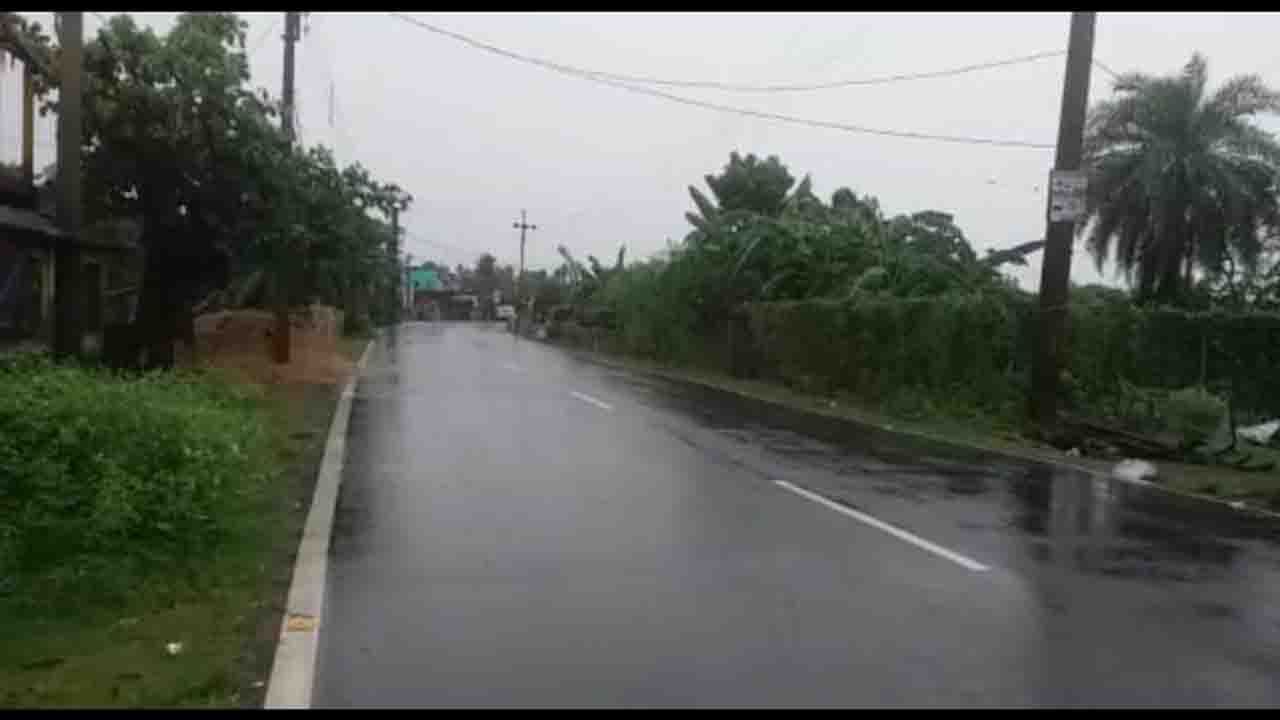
(392, 14), (1067, 93)
(386, 13), (1054, 150)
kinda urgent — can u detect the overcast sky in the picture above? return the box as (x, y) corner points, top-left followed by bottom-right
(5, 12), (1280, 288)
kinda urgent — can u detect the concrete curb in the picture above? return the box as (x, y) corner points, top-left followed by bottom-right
(264, 337), (374, 709)
(559, 344), (1280, 524)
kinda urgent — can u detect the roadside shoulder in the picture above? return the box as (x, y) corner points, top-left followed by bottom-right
(263, 337), (374, 708)
(555, 343), (1280, 523)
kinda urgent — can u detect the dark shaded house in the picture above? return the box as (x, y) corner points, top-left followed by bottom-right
(1, 20), (141, 356)
(0, 177), (141, 355)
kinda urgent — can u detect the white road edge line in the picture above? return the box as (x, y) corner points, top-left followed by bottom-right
(773, 479), (990, 573)
(264, 337), (374, 709)
(501, 361), (524, 373)
(570, 390), (614, 411)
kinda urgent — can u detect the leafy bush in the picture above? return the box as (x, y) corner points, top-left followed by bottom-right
(558, 152), (1280, 432)
(743, 290), (1019, 408)
(0, 355), (274, 595)
(1161, 386), (1227, 449)
(598, 259), (704, 364)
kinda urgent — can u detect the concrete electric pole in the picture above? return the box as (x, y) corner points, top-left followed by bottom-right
(390, 206), (401, 322)
(272, 11), (301, 364)
(404, 253), (414, 315)
(1030, 12), (1097, 430)
(512, 209), (536, 302)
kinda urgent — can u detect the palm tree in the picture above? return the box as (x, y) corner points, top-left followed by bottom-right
(1081, 53), (1280, 304)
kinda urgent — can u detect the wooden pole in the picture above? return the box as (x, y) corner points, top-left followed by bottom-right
(53, 12), (84, 360)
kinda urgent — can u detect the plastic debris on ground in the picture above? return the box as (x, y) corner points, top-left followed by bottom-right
(1238, 419), (1280, 446)
(1112, 458), (1159, 484)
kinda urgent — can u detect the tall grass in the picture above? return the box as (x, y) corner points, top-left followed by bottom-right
(0, 354), (276, 605)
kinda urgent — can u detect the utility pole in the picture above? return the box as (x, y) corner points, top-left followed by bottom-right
(390, 206), (401, 322)
(281, 11), (300, 147)
(272, 11), (301, 364)
(509, 207), (535, 299)
(403, 253), (413, 314)
(21, 63), (34, 187)
(52, 12), (83, 360)
(1030, 12), (1096, 429)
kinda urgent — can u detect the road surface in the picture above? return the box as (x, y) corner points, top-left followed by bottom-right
(315, 322), (1280, 707)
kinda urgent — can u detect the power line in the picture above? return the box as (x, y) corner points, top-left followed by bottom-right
(385, 13), (1054, 150)
(405, 231), (556, 272)
(389, 13), (1062, 94)
(1092, 59), (1121, 81)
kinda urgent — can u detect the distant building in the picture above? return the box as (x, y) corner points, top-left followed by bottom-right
(410, 267), (443, 294)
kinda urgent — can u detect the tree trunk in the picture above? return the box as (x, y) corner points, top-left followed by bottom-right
(132, 224), (210, 371)
(135, 247), (180, 370)
(1156, 245), (1184, 306)
(1136, 248), (1158, 304)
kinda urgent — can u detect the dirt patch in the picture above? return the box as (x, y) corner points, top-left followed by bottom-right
(178, 305), (353, 386)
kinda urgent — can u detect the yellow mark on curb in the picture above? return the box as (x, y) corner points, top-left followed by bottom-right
(285, 614), (318, 632)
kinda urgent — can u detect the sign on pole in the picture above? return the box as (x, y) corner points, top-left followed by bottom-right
(1048, 169), (1087, 223)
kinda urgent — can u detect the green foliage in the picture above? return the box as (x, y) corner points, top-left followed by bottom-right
(1202, 245), (1280, 311)
(598, 259), (702, 363)
(1062, 284), (1143, 403)
(743, 292), (1021, 415)
(735, 287), (1280, 429)
(1062, 290), (1280, 420)
(689, 152), (797, 229)
(28, 11), (412, 354)
(553, 243), (626, 310)
(1082, 52), (1280, 305)
(0, 355), (274, 600)
(579, 152), (1022, 392)
(1161, 386), (1227, 449)
(530, 271), (565, 310)
(557, 145), (1280, 440)
(0, 13), (55, 82)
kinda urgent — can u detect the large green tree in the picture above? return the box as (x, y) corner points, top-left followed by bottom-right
(38, 13), (274, 365)
(1081, 53), (1280, 304)
(28, 12), (410, 364)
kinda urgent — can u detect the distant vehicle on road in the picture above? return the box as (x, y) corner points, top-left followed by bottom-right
(496, 304), (516, 321)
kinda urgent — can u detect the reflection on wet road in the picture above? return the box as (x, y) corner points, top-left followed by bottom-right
(316, 323), (1280, 707)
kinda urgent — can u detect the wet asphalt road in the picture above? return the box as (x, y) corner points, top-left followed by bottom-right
(314, 322), (1280, 708)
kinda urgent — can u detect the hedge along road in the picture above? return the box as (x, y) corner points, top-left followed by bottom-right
(314, 322), (1280, 708)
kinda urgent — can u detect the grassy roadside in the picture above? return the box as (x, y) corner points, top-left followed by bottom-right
(0, 336), (370, 708)
(558, 343), (1280, 514)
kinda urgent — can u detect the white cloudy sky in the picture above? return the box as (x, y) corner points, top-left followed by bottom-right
(5, 12), (1280, 288)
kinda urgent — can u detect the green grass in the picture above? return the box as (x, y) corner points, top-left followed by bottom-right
(0, 359), (352, 707)
(1156, 446), (1280, 503)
